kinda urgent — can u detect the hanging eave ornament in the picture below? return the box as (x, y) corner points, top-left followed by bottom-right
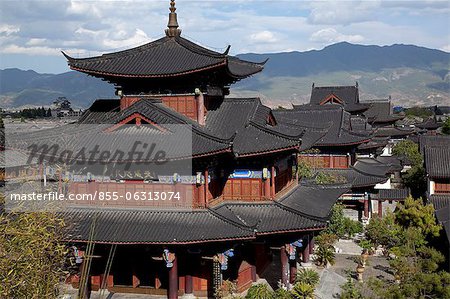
(162, 249), (176, 268)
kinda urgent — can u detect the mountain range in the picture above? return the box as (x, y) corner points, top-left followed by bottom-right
(1, 42), (449, 109)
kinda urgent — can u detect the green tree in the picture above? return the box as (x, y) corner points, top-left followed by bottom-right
(392, 140), (426, 197)
(442, 117), (450, 135)
(365, 210), (402, 249)
(340, 277), (363, 299)
(367, 197), (449, 298)
(395, 196), (441, 238)
(325, 203), (346, 237)
(405, 107), (432, 118)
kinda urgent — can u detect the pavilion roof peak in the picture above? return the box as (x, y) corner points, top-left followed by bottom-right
(165, 0), (182, 37)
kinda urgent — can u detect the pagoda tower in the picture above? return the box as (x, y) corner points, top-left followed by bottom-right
(63, 0), (265, 124)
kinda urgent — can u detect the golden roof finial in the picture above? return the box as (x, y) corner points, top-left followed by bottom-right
(165, 0), (181, 37)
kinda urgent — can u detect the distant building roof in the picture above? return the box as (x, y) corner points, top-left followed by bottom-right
(363, 100), (404, 124)
(425, 146), (450, 178)
(308, 84), (371, 114)
(372, 188), (410, 200)
(419, 135), (450, 154)
(273, 105), (372, 147)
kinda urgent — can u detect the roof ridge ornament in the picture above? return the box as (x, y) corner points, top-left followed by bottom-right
(165, 0), (182, 37)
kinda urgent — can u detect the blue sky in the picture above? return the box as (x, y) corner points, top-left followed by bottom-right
(0, 0), (449, 74)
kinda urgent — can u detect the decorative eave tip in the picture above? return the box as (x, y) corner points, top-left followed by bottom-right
(165, 0), (182, 37)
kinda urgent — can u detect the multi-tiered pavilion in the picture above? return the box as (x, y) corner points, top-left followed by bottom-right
(54, 2), (350, 298)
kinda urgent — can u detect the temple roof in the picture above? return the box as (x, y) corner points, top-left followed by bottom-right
(205, 98), (302, 156)
(308, 84), (371, 114)
(61, 207), (254, 245)
(273, 105), (372, 147)
(363, 100), (404, 124)
(419, 135), (450, 154)
(61, 184), (346, 244)
(305, 158), (393, 189)
(373, 126), (415, 138)
(357, 137), (389, 151)
(425, 146), (450, 178)
(372, 188), (410, 200)
(7, 98), (304, 159)
(63, 36), (264, 81)
(416, 117), (441, 130)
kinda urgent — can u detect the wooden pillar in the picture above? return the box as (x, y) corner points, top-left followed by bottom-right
(185, 255), (193, 295)
(185, 274), (193, 295)
(280, 246), (289, 287)
(309, 235), (315, 255)
(168, 256), (178, 299)
(378, 200), (383, 217)
(196, 92), (205, 125)
(364, 199), (369, 218)
(302, 237), (310, 264)
(264, 177), (271, 199)
(289, 260), (297, 284)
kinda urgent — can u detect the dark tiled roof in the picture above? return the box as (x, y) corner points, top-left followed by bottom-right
(372, 188), (409, 200)
(363, 101), (403, 124)
(312, 165), (389, 189)
(213, 202), (326, 234)
(357, 137), (389, 150)
(61, 207), (254, 244)
(61, 183), (347, 244)
(375, 156), (403, 172)
(273, 105), (371, 147)
(428, 195), (450, 242)
(205, 98), (301, 156)
(416, 117), (441, 130)
(279, 184), (349, 219)
(353, 158), (395, 176)
(374, 126), (415, 137)
(419, 135), (450, 154)
(7, 100), (232, 160)
(310, 85), (356, 104)
(425, 146), (450, 178)
(63, 36), (263, 79)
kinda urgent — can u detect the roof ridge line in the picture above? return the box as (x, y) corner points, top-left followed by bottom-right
(248, 120), (303, 141)
(274, 200), (328, 222)
(350, 165), (387, 178)
(175, 36), (227, 59)
(207, 207), (256, 231)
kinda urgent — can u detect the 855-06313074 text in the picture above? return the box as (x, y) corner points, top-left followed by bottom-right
(9, 191), (181, 201)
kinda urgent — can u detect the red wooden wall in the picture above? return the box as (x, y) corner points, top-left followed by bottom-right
(299, 154), (349, 169)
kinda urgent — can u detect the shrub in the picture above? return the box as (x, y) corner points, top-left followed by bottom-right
(292, 282), (315, 299)
(296, 268), (320, 287)
(245, 284), (274, 299)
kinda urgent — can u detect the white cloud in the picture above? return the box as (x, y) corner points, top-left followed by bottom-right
(1, 44), (60, 56)
(310, 28), (364, 44)
(0, 24), (20, 36)
(102, 29), (150, 49)
(250, 30), (278, 44)
(307, 1), (380, 25)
